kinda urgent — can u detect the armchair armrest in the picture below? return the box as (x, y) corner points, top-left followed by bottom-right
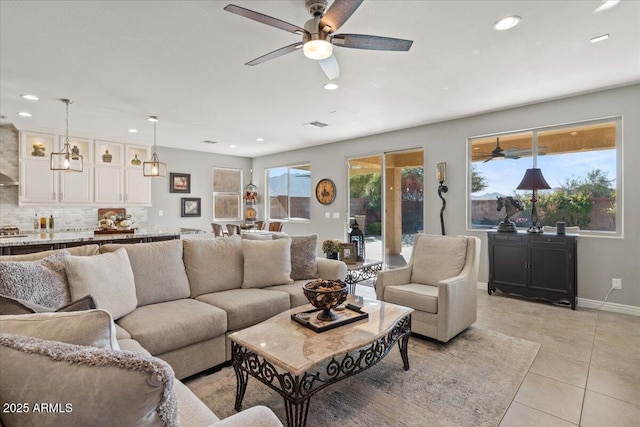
(436, 236), (481, 342)
(375, 266), (412, 300)
(316, 258), (347, 281)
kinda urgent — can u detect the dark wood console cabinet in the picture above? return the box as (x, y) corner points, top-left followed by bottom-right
(487, 231), (577, 309)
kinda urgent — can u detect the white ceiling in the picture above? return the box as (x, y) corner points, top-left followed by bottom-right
(1, 0), (639, 158)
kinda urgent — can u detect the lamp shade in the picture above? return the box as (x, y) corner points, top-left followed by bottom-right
(516, 168), (551, 190)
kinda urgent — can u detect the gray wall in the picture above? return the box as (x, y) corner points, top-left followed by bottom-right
(147, 146), (252, 232)
(251, 84), (640, 308)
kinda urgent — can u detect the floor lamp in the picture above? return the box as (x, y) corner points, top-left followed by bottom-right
(516, 168), (551, 233)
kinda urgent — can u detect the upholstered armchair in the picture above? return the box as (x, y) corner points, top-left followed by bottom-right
(376, 234), (480, 343)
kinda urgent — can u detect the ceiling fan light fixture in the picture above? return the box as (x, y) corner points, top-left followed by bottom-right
(303, 39), (333, 60)
(494, 16), (521, 31)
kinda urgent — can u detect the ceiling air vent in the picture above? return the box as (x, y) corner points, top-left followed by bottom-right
(305, 121), (328, 128)
(201, 140), (218, 144)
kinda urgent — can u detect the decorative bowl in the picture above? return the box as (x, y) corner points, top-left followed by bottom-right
(303, 279), (348, 321)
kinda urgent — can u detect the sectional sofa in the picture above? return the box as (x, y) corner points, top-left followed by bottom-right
(0, 234), (347, 426)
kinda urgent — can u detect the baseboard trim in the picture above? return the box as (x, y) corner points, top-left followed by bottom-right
(477, 282), (639, 317)
(577, 298), (640, 316)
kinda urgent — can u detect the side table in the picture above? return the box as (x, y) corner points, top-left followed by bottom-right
(344, 260), (383, 294)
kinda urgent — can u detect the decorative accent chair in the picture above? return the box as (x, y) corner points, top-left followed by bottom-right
(376, 234), (480, 343)
(211, 223), (225, 237)
(268, 221), (283, 232)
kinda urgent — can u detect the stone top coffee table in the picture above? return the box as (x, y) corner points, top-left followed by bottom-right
(229, 295), (413, 427)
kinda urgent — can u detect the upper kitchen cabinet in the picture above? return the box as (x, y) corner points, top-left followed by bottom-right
(19, 132), (92, 205)
(18, 130), (150, 206)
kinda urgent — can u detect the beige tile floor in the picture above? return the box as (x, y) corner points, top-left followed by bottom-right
(354, 283), (640, 427)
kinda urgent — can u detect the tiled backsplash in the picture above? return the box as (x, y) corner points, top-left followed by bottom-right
(0, 124), (148, 231)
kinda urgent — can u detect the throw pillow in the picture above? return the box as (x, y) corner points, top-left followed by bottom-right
(241, 233), (272, 240)
(274, 234), (319, 280)
(65, 248), (137, 320)
(0, 294), (96, 315)
(0, 309), (119, 350)
(411, 234), (468, 286)
(183, 235), (244, 297)
(0, 251), (70, 309)
(0, 334), (177, 427)
(241, 238), (293, 288)
(99, 240), (190, 306)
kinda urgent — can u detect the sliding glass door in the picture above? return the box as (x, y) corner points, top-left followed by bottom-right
(348, 148), (424, 268)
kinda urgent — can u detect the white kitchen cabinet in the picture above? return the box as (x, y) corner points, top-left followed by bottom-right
(94, 166), (124, 204)
(19, 130), (151, 206)
(19, 133), (92, 205)
(20, 160), (58, 203)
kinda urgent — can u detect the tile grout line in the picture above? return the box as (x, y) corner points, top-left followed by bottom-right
(578, 307), (603, 426)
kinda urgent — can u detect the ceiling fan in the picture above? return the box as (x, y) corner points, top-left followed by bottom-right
(482, 138), (547, 162)
(223, 0), (413, 80)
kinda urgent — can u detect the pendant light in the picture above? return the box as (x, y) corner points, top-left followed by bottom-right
(143, 116), (167, 177)
(50, 99), (83, 172)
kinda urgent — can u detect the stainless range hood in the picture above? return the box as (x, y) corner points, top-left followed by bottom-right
(0, 172), (19, 187)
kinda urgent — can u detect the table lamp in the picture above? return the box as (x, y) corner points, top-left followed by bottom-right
(516, 168), (551, 233)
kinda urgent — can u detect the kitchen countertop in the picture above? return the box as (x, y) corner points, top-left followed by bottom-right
(0, 228), (185, 247)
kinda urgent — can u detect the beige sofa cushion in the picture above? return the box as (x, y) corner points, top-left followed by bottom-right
(101, 240), (191, 306)
(117, 299), (227, 356)
(384, 283), (439, 314)
(0, 244), (99, 261)
(0, 334), (178, 427)
(0, 251), (70, 309)
(65, 248), (138, 320)
(183, 235), (244, 297)
(411, 234), (468, 286)
(242, 238), (293, 288)
(0, 309), (119, 350)
(273, 234), (319, 280)
(266, 280), (310, 308)
(196, 288), (290, 331)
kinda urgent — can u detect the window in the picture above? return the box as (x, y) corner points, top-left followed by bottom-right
(469, 118), (619, 234)
(212, 167), (242, 220)
(267, 164), (311, 221)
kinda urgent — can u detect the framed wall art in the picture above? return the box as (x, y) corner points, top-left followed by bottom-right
(181, 197), (201, 217)
(170, 173), (191, 193)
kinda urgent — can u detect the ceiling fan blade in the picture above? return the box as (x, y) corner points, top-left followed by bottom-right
(245, 43), (302, 66)
(224, 4), (306, 35)
(318, 54), (340, 80)
(332, 34), (413, 51)
(320, 0), (364, 33)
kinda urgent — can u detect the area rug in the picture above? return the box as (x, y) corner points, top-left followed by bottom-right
(186, 326), (539, 426)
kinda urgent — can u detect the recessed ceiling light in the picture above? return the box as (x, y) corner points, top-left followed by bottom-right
(146, 116), (159, 122)
(21, 94), (39, 101)
(128, 129), (138, 133)
(17, 112), (32, 117)
(323, 82), (339, 90)
(256, 137), (264, 142)
(591, 34), (610, 43)
(494, 16), (521, 31)
(594, 0), (620, 13)
(230, 144), (237, 148)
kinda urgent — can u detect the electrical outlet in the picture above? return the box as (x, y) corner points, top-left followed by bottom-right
(612, 278), (622, 289)
(158, 210), (164, 217)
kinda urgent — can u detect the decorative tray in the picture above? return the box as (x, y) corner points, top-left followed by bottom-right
(291, 306), (368, 333)
(94, 229), (136, 235)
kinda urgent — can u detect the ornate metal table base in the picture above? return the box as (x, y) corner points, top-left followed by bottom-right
(344, 261), (383, 294)
(231, 314), (411, 427)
